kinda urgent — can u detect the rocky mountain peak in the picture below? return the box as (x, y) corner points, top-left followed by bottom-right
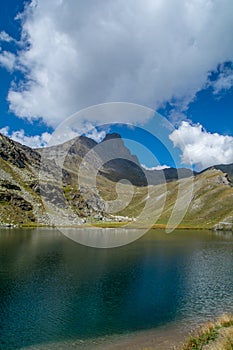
(0, 132), (233, 229)
(102, 133), (122, 142)
(0, 132), (40, 169)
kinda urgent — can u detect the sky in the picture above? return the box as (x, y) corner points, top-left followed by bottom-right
(0, 0), (233, 171)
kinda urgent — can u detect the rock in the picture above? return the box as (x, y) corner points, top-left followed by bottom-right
(0, 191), (12, 202)
(216, 174), (231, 185)
(16, 199), (33, 211)
(213, 217), (233, 231)
(0, 181), (21, 191)
(1, 130), (233, 228)
(0, 222), (16, 228)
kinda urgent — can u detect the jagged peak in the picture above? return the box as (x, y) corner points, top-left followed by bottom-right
(102, 133), (122, 142)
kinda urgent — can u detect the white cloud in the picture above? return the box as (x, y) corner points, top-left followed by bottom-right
(0, 127), (51, 148)
(0, 31), (15, 43)
(0, 50), (16, 72)
(169, 121), (233, 170)
(0, 127), (10, 136)
(141, 164), (171, 171)
(1, 0), (232, 127)
(167, 110), (191, 126)
(210, 64), (233, 94)
(0, 31), (17, 71)
(85, 128), (106, 143)
(0, 124), (106, 148)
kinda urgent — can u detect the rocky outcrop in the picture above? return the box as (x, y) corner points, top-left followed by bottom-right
(0, 133), (111, 225)
(213, 217), (233, 231)
(0, 133), (40, 169)
(0, 131), (232, 228)
(202, 163), (233, 184)
(38, 132), (195, 187)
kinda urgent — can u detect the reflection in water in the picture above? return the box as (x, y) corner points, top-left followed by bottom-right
(0, 228), (232, 349)
(62, 227), (146, 248)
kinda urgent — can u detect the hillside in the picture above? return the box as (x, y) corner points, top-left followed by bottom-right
(0, 132), (232, 229)
(202, 163), (233, 183)
(113, 167), (233, 229)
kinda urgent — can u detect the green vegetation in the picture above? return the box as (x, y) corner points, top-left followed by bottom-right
(91, 221), (129, 228)
(182, 326), (218, 349)
(0, 132), (232, 229)
(97, 169), (233, 230)
(182, 315), (233, 350)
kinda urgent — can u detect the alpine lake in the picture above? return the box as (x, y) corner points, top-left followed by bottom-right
(0, 227), (233, 349)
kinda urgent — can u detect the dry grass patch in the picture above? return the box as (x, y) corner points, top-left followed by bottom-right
(182, 315), (233, 350)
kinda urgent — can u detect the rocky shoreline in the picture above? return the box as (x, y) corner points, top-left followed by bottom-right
(0, 222), (17, 228)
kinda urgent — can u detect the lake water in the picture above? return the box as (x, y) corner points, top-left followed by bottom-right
(0, 228), (233, 349)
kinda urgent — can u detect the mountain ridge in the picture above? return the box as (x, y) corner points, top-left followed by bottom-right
(201, 163), (233, 183)
(0, 132), (232, 229)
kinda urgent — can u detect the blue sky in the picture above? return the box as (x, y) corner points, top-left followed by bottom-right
(0, 0), (233, 171)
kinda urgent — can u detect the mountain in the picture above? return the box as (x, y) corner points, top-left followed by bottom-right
(0, 132), (108, 226)
(202, 163), (233, 183)
(0, 132), (232, 230)
(37, 132), (194, 186)
(118, 167), (232, 230)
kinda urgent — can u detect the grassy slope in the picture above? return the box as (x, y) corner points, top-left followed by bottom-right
(182, 315), (233, 350)
(1, 154), (232, 229)
(98, 168), (233, 229)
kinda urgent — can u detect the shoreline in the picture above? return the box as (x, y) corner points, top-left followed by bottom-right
(21, 320), (192, 350)
(20, 315), (233, 350)
(0, 222), (217, 230)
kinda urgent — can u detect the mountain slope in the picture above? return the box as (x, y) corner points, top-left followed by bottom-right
(38, 132), (194, 186)
(0, 132), (232, 229)
(115, 168), (233, 229)
(202, 163), (233, 183)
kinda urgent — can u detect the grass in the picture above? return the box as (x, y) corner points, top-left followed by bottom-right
(90, 221), (129, 228)
(20, 223), (49, 228)
(1, 157), (233, 229)
(182, 325), (218, 349)
(117, 170), (233, 230)
(182, 315), (233, 350)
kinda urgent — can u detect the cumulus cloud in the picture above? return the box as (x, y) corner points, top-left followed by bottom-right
(141, 164), (171, 171)
(2, 0), (233, 127)
(169, 122), (233, 170)
(0, 127), (51, 148)
(85, 127), (106, 143)
(0, 124), (106, 148)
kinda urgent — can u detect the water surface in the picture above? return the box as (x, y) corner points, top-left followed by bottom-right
(0, 228), (233, 349)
